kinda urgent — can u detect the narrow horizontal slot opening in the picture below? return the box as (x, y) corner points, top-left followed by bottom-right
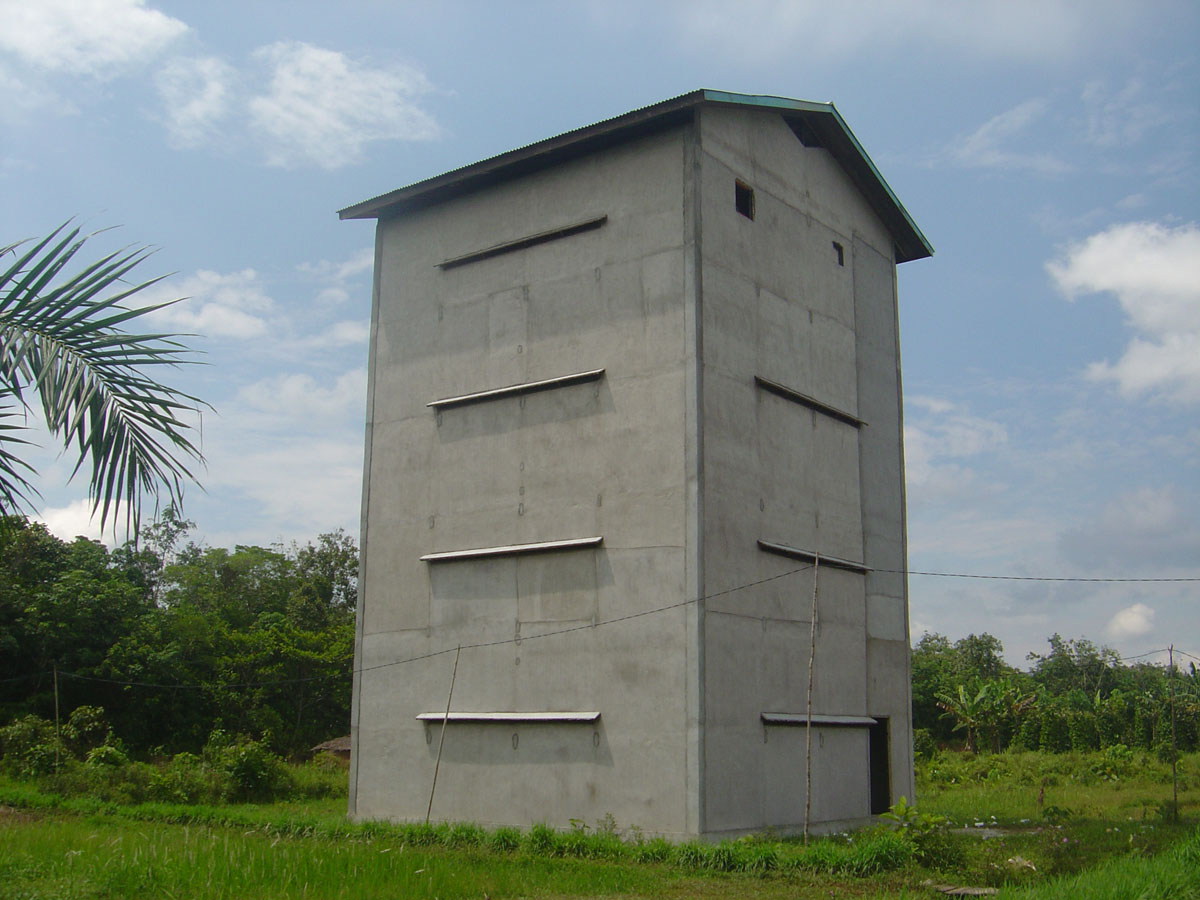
(754, 375), (865, 428)
(421, 536), (603, 563)
(756, 539), (870, 574)
(438, 216), (607, 270)
(429, 368), (605, 410)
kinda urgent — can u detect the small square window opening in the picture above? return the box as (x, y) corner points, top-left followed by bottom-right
(832, 241), (845, 266)
(735, 181), (755, 220)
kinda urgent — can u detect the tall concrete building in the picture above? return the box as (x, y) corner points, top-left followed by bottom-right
(340, 90), (932, 839)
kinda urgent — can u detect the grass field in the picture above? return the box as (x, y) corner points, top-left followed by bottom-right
(1, 750), (1197, 899)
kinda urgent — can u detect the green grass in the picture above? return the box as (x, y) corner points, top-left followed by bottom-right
(0, 809), (919, 900)
(1, 751), (1198, 899)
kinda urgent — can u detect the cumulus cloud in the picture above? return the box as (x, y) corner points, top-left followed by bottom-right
(904, 397), (1007, 503)
(236, 369), (367, 423)
(143, 269), (275, 339)
(947, 98), (1069, 174)
(1048, 221), (1200, 403)
(37, 497), (133, 543)
(670, 0), (1135, 63)
(206, 438), (364, 534)
(1105, 603), (1154, 639)
(197, 368), (368, 535)
(248, 41), (438, 169)
(298, 247), (375, 306)
(0, 0), (186, 75)
(156, 56), (234, 147)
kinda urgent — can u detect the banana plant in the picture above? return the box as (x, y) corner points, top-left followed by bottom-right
(935, 679), (996, 753)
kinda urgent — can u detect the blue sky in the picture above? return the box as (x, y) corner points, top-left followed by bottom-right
(2, 0), (1197, 665)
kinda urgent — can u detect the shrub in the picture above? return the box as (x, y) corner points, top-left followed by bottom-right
(525, 823), (557, 855)
(632, 837), (673, 863)
(0, 714), (63, 777)
(85, 743), (128, 767)
(445, 821), (485, 848)
(201, 729), (293, 801)
(912, 728), (936, 758)
(487, 827), (521, 853)
(63, 706), (111, 757)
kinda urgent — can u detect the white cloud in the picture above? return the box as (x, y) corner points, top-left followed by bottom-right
(235, 369), (367, 423)
(208, 438), (363, 535)
(947, 99), (1069, 174)
(0, 63), (70, 119)
(327, 320), (371, 345)
(156, 56), (234, 147)
(904, 400), (1007, 503)
(1105, 603), (1154, 639)
(671, 0), (1136, 63)
(0, 0), (186, 75)
(144, 268), (275, 339)
(298, 247), (375, 307)
(37, 497), (132, 543)
(1048, 221), (1200, 403)
(247, 41), (438, 169)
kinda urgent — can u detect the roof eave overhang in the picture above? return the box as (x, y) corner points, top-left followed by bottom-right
(338, 89), (932, 263)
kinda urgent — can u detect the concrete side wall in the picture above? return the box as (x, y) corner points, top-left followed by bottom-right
(853, 234), (915, 802)
(695, 106), (908, 834)
(353, 127), (699, 834)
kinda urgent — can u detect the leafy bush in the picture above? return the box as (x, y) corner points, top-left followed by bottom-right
(63, 706), (111, 757)
(85, 743), (128, 767)
(0, 714), (63, 777)
(202, 729), (293, 801)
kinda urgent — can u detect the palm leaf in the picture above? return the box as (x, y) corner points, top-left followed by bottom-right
(0, 221), (208, 533)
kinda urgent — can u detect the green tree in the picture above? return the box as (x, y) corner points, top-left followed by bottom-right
(0, 223), (205, 532)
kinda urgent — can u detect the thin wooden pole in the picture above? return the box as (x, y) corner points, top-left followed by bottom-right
(53, 664), (61, 774)
(804, 554), (820, 845)
(1168, 645), (1178, 822)
(426, 645), (461, 824)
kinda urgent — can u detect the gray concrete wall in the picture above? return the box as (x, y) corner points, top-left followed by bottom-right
(695, 106), (909, 834)
(353, 126), (701, 834)
(853, 234), (915, 802)
(353, 103), (914, 837)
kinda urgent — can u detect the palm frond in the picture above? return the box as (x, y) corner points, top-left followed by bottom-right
(0, 221), (208, 533)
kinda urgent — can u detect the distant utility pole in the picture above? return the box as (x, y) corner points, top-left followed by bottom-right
(1168, 645), (1178, 823)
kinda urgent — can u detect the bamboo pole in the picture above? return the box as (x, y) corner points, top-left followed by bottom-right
(53, 664), (61, 774)
(1169, 645), (1178, 823)
(426, 645), (461, 824)
(804, 554), (820, 845)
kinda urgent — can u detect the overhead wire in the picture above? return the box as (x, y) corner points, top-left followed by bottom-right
(7, 561), (1198, 692)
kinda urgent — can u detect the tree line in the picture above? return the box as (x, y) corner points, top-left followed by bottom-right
(5, 510), (1197, 762)
(912, 632), (1199, 755)
(0, 511), (355, 758)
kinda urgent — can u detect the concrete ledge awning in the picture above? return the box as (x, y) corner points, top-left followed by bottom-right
(416, 711), (601, 724)
(761, 713), (879, 727)
(421, 536), (603, 563)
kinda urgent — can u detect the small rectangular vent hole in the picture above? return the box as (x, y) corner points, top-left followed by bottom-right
(735, 180), (755, 220)
(832, 241), (845, 266)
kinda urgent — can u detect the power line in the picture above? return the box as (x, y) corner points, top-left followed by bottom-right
(9, 559), (1198, 693)
(898, 569), (1200, 583)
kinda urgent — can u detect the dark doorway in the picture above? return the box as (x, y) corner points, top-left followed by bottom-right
(868, 717), (891, 815)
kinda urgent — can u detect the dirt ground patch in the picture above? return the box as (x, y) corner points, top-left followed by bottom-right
(0, 804), (45, 825)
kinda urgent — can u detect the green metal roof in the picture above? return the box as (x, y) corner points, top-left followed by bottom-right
(338, 89), (933, 263)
